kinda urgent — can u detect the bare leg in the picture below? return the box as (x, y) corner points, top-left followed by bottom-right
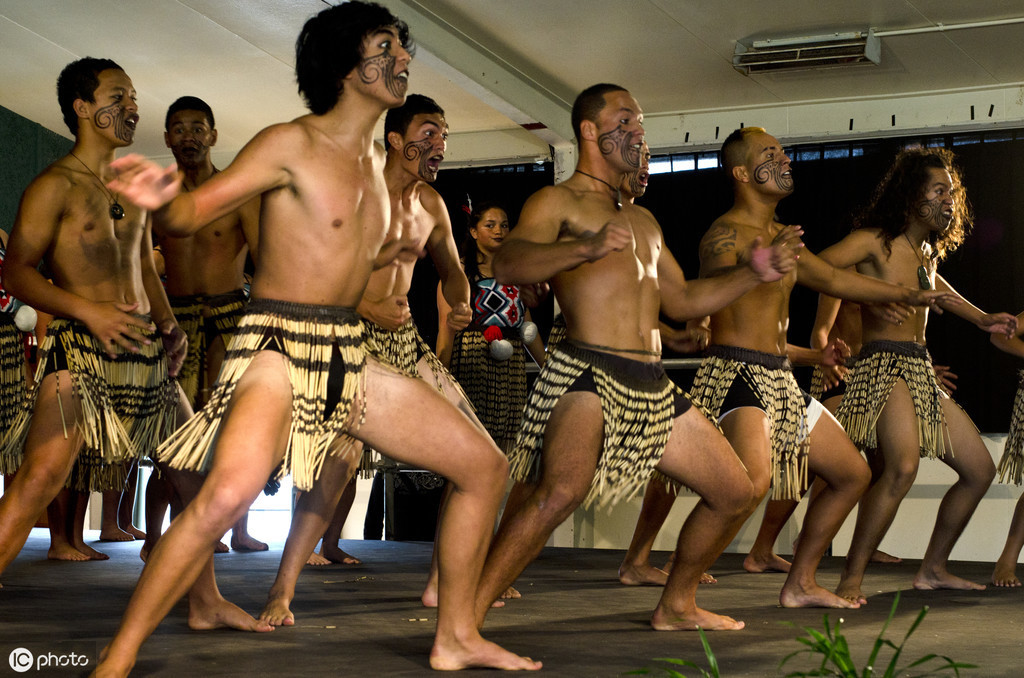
(317, 477), (360, 563)
(100, 470), (135, 542)
(743, 498), (799, 573)
(993, 491), (1024, 587)
(836, 381), (922, 604)
(780, 413), (868, 608)
(619, 479), (676, 586)
(0, 374), (83, 576)
(120, 464), (146, 539)
(912, 399), (992, 591)
(47, 489), (90, 561)
(356, 359), (539, 670)
(70, 489), (108, 560)
(140, 471), (173, 562)
(474, 392), (603, 624)
(650, 407), (753, 631)
(261, 449), (357, 626)
(95, 352), (289, 677)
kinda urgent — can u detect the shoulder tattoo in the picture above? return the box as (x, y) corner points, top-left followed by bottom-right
(700, 224), (738, 261)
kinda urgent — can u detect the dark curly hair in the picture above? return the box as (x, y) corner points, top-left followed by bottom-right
(855, 147), (971, 263)
(56, 57), (123, 135)
(295, 1), (412, 115)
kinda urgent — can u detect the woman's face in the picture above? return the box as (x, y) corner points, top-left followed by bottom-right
(471, 207), (510, 253)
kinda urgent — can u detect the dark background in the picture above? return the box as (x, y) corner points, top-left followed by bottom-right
(410, 131), (1024, 433)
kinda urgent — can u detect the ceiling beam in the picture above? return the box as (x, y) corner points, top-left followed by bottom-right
(381, 0), (575, 147)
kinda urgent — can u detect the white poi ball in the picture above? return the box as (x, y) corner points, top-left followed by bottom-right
(490, 338), (513, 361)
(14, 305), (37, 332)
(520, 321), (538, 344)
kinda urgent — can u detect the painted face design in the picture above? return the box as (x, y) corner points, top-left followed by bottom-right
(403, 137), (438, 181)
(753, 157), (793, 192)
(94, 101), (136, 143)
(914, 196), (951, 230)
(598, 126), (641, 168)
(624, 151), (651, 199)
(359, 46), (407, 99)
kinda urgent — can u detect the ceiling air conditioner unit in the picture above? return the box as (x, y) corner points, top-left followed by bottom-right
(733, 29), (880, 75)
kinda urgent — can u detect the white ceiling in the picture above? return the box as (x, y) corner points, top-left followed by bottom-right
(2, 0), (1024, 169)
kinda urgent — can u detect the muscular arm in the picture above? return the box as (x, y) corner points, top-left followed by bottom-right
(110, 125), (294, 238)
(659, 242), (761, 322)
(424, 191), (470, 315)
(492, 187), (629, 285)
(239, 195), (261, 265)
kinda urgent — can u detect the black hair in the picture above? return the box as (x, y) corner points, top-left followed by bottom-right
(459, 201), (509, 281)
(165, 95), (215, 131)
(383, 93), (444, 150)
(295, 1), (412, 115)
(56, 57), (123, 135)
(570, 83), (626, 144)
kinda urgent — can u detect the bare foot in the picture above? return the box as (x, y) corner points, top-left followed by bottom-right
(259, 592), (296, 627)
(500, 585), (521, 600)
(780, 582), (860, 609)
(48, 542), (91, 561)
(307, 551), (331, 566)
(913, 570), (986, 591)
(188, 595), (274, 632)
(214, 540), (229, 554)
(834, 580), (868, 605)
(991, 561), (1022, 587)
(91, 645), (132, 677)
(743, 551), (791, 573)
(430, 634), (541, 671)
(650, 605), (745, 631)
(231, 534), (268, 552)
(74, 542), (110, 561)
(125, 525), (146, 540)
(870, 549), (902, 564)
(321, 543), (360, 564)
(619, 562), (669, 586)
(700, 572), (717, 584)
(99, 526), (136, 542)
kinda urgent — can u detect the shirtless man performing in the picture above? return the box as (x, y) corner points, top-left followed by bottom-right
(93, 3), (538, 674)
(818, 147), (1015, 602)
(259, 92), (477, 624)
(0, 58), (184, 581)
(690, 127), (954, 609)
(474, 84), (800, 633)
(155, 95), (265, 556)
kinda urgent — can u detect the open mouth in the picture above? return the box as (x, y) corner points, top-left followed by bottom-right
(638, 169), (650, 186)
(426, 154), (443, 171)
(125, 115), (138, 131)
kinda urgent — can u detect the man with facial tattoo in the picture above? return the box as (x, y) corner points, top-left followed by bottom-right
(94, 3), (539, 674)
(816, 147), (1015, 603)
(689, 127), (957, 610)
(473, 85), (801, 633)
(146, 96), (266, 559)
(257, 92), (479, 626)
(0, 58), (186, 582)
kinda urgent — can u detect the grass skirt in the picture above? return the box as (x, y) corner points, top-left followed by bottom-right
(156, 299), (366, 492)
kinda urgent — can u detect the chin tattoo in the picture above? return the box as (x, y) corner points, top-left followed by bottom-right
(94, 104), (133, 142)
(598, 127), (639, 168)
(359, 49), (404, 98)
(754, 159), (793, 191)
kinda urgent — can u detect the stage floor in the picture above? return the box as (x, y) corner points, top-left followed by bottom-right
(2, 532), (1022, 676)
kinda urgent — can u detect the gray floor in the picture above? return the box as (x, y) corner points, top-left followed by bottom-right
(2, 532), (1022, 677)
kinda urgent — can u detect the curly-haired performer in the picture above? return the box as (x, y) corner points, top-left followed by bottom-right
(819, 147), (1017, 603)
(93, 3), (539, 674)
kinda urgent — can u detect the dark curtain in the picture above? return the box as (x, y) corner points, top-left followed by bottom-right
(410, 134), (1024, 432)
